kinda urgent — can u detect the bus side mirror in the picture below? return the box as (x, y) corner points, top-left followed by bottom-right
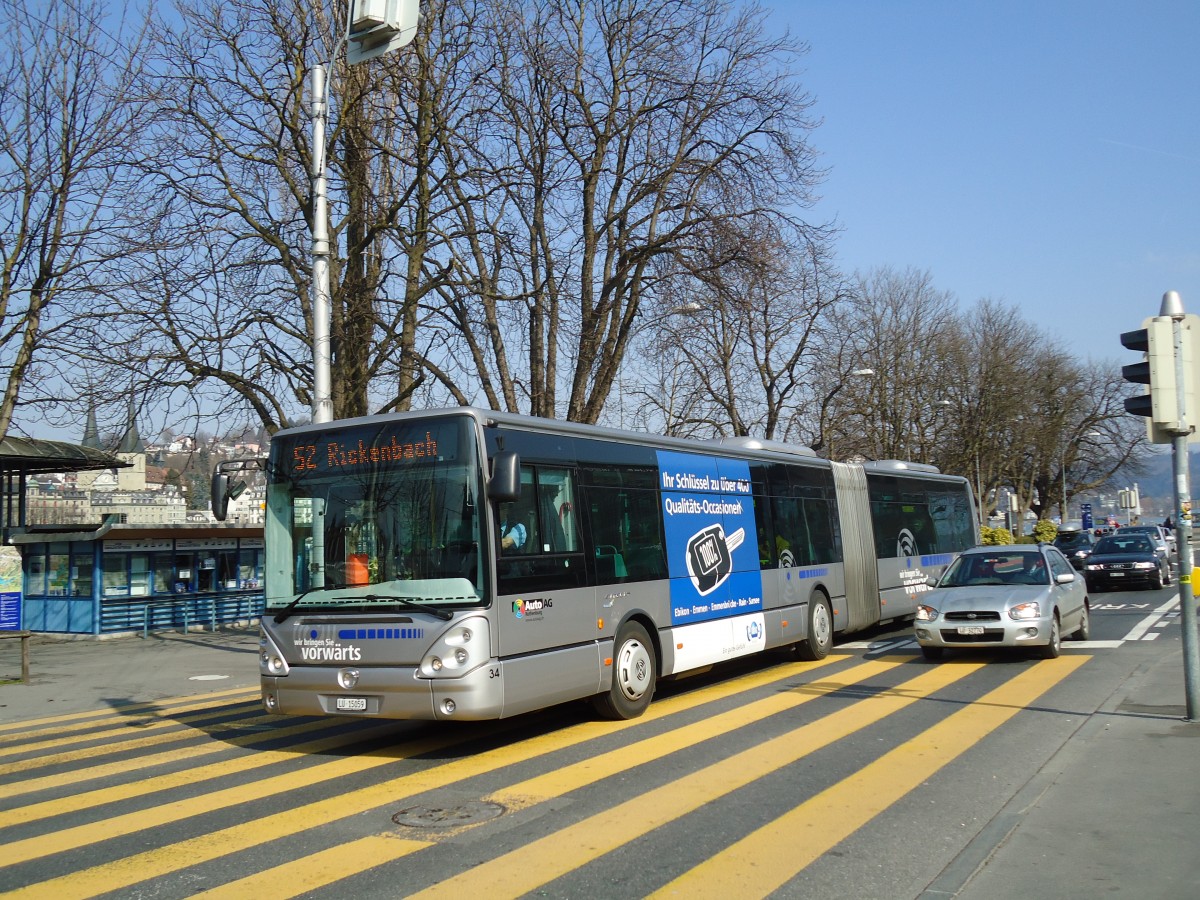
(211, 472), (231, 521)
(211, 458), (264, 521)
(488, 450), (521, 503)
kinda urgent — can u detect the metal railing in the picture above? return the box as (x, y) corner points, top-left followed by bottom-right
(97, 592), (265, 636)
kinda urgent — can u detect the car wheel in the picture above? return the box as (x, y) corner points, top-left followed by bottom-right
(1164, 565), (1172, 586)
(795, 593), (833, 661)
(921, 646), (944, 661)
(1151, 570), (1164, 591)
(592, 620), (656, 720)
(1036, 614), (1061, 659)
(1070, 603), (1091, 641)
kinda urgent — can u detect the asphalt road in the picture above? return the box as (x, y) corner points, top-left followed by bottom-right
(0, 584), (1195, 899)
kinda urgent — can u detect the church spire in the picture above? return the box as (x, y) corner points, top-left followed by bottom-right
(117, 403), (145, 454)
(81, 406), (101, 450)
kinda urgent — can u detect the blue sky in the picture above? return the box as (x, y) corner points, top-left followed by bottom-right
(765, 0), (1199, 363)
(19, 1), (1196, 444)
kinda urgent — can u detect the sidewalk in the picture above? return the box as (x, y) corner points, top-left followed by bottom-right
(925, 645), (1200, 899)
(0, 627), (261, 720)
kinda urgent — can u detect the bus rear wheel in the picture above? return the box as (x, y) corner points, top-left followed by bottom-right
(593, 620), (657, 720)
(795, 594), (833, 661)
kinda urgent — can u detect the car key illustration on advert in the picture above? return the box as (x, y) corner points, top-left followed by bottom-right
(657, 449), (763, 629)
(685, 523), (745, 596)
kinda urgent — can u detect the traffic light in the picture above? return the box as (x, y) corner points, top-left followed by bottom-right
(346, 0), (419, 65)
(1121, 313), (1200, 443)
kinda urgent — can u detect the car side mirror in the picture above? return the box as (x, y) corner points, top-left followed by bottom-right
(1055, 572), (1075, 585)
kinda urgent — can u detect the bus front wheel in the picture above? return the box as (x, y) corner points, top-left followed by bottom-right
(795, 594), (833, 661)
(593, 620), (657, 720)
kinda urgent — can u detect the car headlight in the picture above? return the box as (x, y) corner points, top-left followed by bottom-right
(1085, 563), (1102, 571)
(1133, 561), (1156, 569)
(418, 616), (490, 679)
(1009, 602), (1041, 621)
(915, 604), (938, 622)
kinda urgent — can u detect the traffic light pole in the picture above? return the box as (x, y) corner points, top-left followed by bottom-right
(1122, 291), (1200, 720)
(1169, 306), (1200, 721)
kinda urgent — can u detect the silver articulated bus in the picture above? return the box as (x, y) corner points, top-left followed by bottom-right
(213, 408), (977, 721)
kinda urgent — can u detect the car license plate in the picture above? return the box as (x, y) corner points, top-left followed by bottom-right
(1109, 572), (1124, 577)
(335, 697), (367, 712)
(956, 625), (985, 635)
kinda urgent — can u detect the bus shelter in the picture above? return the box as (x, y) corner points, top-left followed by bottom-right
(9, 523), (264, 635)
(0, 435), (265, 635)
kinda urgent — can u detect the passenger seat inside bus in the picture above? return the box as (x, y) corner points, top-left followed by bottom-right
(594, 545), (628, 581)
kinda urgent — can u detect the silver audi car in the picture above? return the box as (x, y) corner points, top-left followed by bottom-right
(913, 544), (1090, 660)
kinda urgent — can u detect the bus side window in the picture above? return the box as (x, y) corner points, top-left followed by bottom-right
(584, 482), (666, 585)
(497, 466), (586, 595)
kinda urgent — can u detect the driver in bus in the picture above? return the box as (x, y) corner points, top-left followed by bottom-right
(500, 505), (527, 551)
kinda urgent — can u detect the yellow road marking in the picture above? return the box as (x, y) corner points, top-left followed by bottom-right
(0, 700), (263, 760)
(0, 720), (406, 828)
(406, 661), (984, 899)
(0, 721), (484, 865)
(3, 655), (845, 899)
(187, 834), (430, 899)
(0, 687), (260, 737)
(492, 657), (906, 807)
(0, 707), (279, 779)
(0, 717), (337, 800)
(650, 655), (1090, 898)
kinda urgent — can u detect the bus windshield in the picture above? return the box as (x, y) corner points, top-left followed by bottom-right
(263, 416), (486, 616)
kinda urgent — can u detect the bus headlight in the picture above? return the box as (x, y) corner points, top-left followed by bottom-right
(419, 617), (490, 679)
(259, 631), (290, 677)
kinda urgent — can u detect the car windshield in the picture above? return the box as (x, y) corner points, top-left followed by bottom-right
(1094, 536), (1154, 555)
(941, 552), (1049, 587)
(1054, 532), (1088, 549)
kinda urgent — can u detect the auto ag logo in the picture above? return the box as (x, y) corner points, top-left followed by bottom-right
(685, 524), (745, 596)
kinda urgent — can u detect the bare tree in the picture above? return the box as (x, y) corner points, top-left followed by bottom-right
(69, 0), (460, 436)
(0, 0), (151, 439)
(929, 299), (1144, 523)
(631, 218), (847, 440)
(428, 0), (825, 423)
(824, 267), (959, 462)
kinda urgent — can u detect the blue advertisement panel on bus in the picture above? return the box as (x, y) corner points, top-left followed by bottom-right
(657, 451), (763, 626)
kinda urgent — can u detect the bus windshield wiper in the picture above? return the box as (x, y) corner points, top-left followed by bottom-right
(334, 593), (454, 621)
(273, 581), (349, 624)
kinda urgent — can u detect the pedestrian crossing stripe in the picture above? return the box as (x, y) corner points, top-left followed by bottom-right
(0, 653), (1091, 899)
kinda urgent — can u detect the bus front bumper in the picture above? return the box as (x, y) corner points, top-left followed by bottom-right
(261, 662), (505, 721)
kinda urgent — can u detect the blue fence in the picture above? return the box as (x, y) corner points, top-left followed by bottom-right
(97, 592), (265, 636)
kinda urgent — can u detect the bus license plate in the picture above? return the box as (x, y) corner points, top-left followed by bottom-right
(956, 626), (985, 635)
(336, 697), (367, 712)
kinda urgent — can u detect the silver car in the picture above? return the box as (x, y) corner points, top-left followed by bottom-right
(914, 544), (1090, 660)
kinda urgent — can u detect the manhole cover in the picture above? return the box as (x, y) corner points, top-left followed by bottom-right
(392, 801), (505, 828)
